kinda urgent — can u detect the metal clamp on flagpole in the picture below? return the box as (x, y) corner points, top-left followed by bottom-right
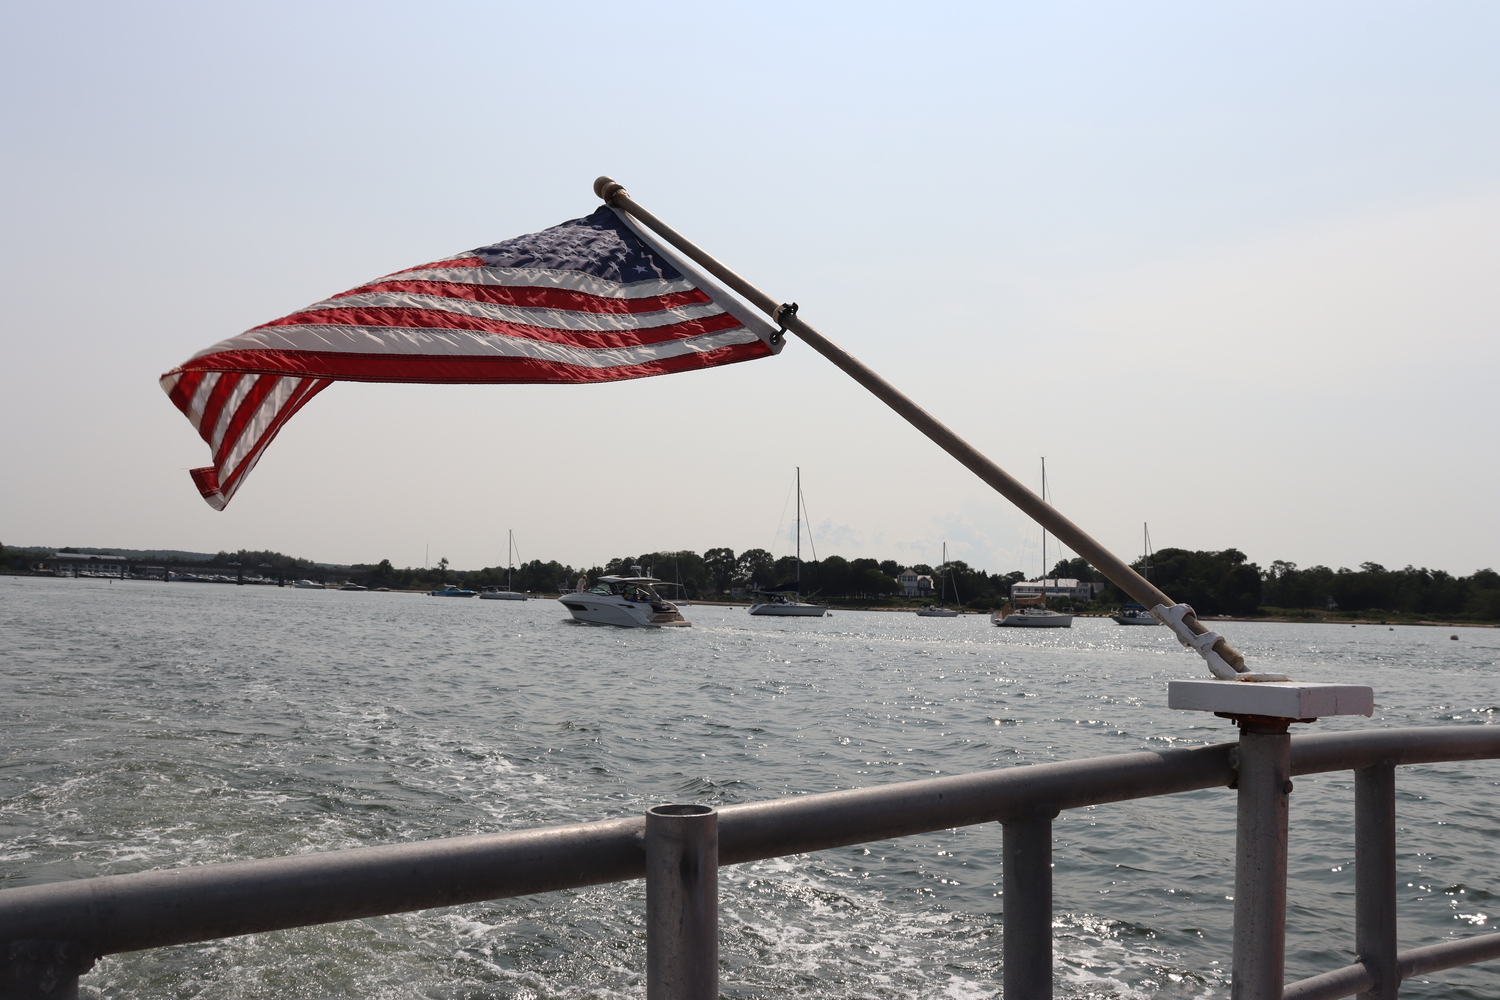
(1153, 604), (1287, 682)
(771, 303), (798, 346)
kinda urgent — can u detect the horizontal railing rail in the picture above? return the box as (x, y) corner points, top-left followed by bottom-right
(1284, 932), (1500, 1000)
(1, 725), (1496, 998)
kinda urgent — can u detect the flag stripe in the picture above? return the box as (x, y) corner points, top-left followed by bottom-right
(329, 279), (711, 314)
(366, 266), (696, 298)
(190, 341), (772, 386)
(178, 322), (762, 377)
(272, 294), (729, 334)
(247, 308), (741, 351)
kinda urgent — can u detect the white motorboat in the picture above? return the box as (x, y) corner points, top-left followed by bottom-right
(749, 468), (830, 618)
(1111, 603), (1160, 625)
(480, 529), (529, 600)
(993, 605), (1074, 627)
(914, 542), (962, 617)
(293, 579), (324, 589)
(558, 571), (689, 628)
(749, 590), (830, 616)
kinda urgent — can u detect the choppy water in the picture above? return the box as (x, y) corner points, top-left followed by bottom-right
(2, 575), (1497, 998)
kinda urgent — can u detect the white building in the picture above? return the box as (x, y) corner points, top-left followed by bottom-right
(1010, 577), (1104, 601)
(44, 552), (128, 577)
(897, 568), (934, 597)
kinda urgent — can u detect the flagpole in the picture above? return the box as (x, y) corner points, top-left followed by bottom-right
(595, 177), (1254, 677)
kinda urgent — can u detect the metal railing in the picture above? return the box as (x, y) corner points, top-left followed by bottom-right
(1, 726), (1497, 999)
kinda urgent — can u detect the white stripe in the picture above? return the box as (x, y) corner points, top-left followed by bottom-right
(218, 376), (303, 476)
(185, 371), (221, 430)
(298, 291), (726, 332)
(201, 323), (761, 370)
(209, 373), (257, 454)
(377, 266), (696, 299)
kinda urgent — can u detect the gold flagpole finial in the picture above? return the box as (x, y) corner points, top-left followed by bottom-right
(594, 176), (626, 205)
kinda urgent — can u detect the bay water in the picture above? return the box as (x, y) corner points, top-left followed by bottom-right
(2, 575), (1497, 998)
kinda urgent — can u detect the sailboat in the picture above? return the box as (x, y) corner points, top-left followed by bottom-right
(993, 457), (1073, 628)
(915, 543), (961, 617)
(749, 468), (830, 617)
(1111, 523), (1160, 625)
(480, 530), (528, 600)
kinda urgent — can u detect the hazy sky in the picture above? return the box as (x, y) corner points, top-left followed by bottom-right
(3, 2), (1497, 577)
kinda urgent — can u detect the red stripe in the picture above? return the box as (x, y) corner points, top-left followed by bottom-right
(382, 256), (485, 276)
(327, 279), (710, 314)
(212, 373), (279, 468)
(250, 307), (742, 350)
(195, 373), (243, 446)
(188, 466), (225, 508)
(170, 343), (773, 385)
(166, 370), (206, 419)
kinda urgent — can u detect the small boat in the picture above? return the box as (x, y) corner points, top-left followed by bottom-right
(428, 586), (476, 597)
(915, 543), (962, 617)
(293, 579), (324, 589)
(749, 468), (830, 618)
(1111, 603), (1160, 625)
(994, 604), (1075, 628)
(1111, 526), (1161, 625)
(558, 569), (689, 627)
(480, 530), (528, 600)
(749, 589), (830, 617)
(994, 458), (1072, 628)
(338, 583), (368, 591)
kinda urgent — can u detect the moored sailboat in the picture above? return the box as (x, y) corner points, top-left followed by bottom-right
(750, 468), (829, 617)
(480, 530), (528, 600)
(994, 458), (1073, 628)
(1111, 525), (1161, 625)
(915, 542), (961, 617)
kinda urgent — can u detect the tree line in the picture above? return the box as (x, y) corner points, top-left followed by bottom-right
(353, 545), (1500, 621)
(1063, 548), (1500, 621)
(6, 541), (1496, 621)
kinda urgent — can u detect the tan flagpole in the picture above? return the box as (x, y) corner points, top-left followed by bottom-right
(596, 176), (1261, 678)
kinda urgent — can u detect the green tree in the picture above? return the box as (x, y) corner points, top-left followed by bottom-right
(1150, 548), (1262, 616)
(736, 548), (776, 588)
(703, 548), (737, 593)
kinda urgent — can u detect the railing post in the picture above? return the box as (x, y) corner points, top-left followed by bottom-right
(646, 804), (718, 1000)
(1355, 763), (1398, 1000)
(0, 940), (94, 1000)
(1003, 805), (1058, 1000)
(1232, 720), (1292, 1000)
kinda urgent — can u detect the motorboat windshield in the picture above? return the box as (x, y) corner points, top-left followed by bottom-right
(590, 576), (667, 602)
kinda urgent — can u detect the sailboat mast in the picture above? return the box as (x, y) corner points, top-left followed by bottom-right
(1040, 457), (1047, 604)
(507, 529), (513, 592)
(795, 466), (802, 590)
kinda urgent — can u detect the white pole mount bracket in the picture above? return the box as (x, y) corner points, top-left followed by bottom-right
(1152, 604), (1290, 682)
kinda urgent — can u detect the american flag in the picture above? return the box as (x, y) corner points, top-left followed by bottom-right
(159, 206), (781, 510)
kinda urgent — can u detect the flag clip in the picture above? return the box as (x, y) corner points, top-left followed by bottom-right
(772, 302), (798, 345)
(1153, 603), (1292, 682)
